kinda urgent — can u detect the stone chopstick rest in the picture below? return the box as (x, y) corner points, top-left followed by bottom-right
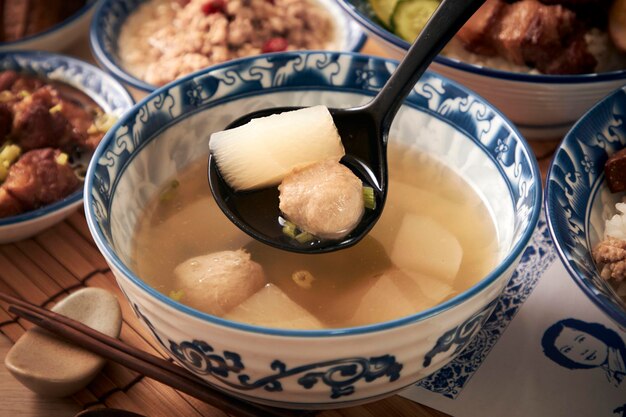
(4, 288), (123, 397)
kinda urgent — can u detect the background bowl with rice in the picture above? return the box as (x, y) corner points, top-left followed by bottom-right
(0, 51), (134, 243)
(90, 0), (367, 92)
(546, 85), (626, 330)
(335, 0), (626, 140)
(84, 51), (541, 408)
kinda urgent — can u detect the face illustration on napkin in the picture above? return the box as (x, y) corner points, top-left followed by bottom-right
(541, 318), (626, 387)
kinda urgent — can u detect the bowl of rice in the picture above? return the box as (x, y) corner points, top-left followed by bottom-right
(335, 0), (626, 140)
(546, 85), (626, 330)
(90, 0), (367, 91)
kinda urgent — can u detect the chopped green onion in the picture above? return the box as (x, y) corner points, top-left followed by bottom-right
(0, 144), (21, 181)
(292, 270), (315, 289)
(91, 113), (118, 134)
(160, 179), (180, 202)
(55, 152), (69, 165)
(49, 103), (63, 114)
(169, 289), (184, 301)
(363, 186), (376, 210)
(282, 220), (297, 238)
(295, 231), (314, 244)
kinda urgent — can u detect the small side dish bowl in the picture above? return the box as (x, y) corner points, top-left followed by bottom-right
(85, 51), (541, 408)
(0, 51), (134, 244)
(0, 1), (99, 53)
(90, 0), (367, 92)
(546, 86), (626, 330)
(335, 0), (626, 140)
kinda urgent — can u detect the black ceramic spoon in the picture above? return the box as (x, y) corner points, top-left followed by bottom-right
(208, 0), (485, 254)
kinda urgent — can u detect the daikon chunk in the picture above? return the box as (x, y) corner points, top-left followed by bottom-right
(347, 269), (437, 326)
(209, 106), (344, 191)
(391, 214), (463, 283)
(224, 284), (324, 329)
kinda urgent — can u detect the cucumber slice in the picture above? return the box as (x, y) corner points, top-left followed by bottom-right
(370, 0), (398, 26)
(391, 0), (441, 42)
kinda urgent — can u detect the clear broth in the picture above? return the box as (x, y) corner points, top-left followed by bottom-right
(131, 145), (500, 328)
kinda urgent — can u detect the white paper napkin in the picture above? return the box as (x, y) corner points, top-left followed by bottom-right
(400, 214), (626, 417)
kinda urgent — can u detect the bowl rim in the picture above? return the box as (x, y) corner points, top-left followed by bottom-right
(89, 0), (368, 92)
(85, 50), (542, 338)
(0, 50), (135, 229)
(334, 0), (626, 84)
(0, 0), (98, 49)
(545, 86), (626, 329)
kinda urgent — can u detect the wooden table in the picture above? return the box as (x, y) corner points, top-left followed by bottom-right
(0, 36), (560, 417)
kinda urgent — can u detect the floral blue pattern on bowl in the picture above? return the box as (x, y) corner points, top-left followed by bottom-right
(0, 51), (134, 243)
(90, 0), (368, 92)
(546, 86), (626, 330)
(85, 51), (541, 408)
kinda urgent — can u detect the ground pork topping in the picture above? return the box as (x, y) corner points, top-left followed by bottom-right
(592, 237), (626, 282)
(119, 0), (335, 86)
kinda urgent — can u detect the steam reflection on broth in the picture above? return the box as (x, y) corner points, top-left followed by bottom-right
(131, 144), (500, 329)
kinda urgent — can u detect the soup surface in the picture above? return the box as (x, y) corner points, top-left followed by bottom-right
(132, 145), (500, 329)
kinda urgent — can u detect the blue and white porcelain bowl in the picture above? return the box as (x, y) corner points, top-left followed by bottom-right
(546, 86), (626, 331)
(90, 0), (367, 92)
(0, 51), (134, 244)
(84, 51), (541, 408)
(0, 1), (99, 52)
(335, 0), (626, 140)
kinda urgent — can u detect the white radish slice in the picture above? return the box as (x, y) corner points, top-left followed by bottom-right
(224, 284), (324, 329)
(348, 269), (436, 326)
(209, 105), (345, 191)
(391, 214), (463, 283)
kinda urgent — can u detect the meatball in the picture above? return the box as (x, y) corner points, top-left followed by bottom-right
(3, 148), (79, 210)
(173, 250), (266, 316)
(278, 160), (364, 240)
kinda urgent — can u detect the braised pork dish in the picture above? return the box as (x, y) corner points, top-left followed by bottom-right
(0, 71), (113, 218)
(0, 0), (87, 42)
(450, 0), (626, 74)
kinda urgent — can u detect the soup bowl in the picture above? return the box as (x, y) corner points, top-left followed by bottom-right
(335, 0), (626, 140)
(546, 86), (626, 331)
(85, 51), (541, 408)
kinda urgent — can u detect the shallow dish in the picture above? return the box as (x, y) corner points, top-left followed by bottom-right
(85, 51), (541, 408)
(0, 1), (99, 53)
(90, 0), (367, 92)
(0, 51), (134, 244)
(335, 0), (626, 140)
(546, 86), (626, 330)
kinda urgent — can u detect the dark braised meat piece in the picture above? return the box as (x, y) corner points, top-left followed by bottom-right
(11, 85), (79, 151)
(457, 0), (507, 56)
(0, 70), (18, 91)
(0, 103), (12, 145)
(2, 148), (79, 211)
(542, 34), (598, 74)
(605, 148), (626, 193)
(0, 187), (22, 217)
(458, 0), (597, 74)
(0, 0), (87, 43)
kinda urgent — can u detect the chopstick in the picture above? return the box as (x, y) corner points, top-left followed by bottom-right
(0, 292), (310, 417)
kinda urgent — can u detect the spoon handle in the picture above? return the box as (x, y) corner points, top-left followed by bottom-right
(368, 0), (486, 132)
